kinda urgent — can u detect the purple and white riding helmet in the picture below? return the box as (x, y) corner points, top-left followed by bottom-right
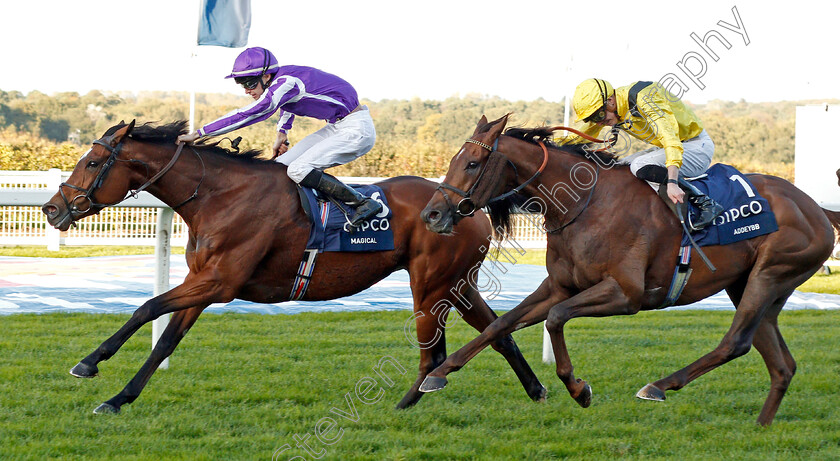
(224, 47), (279, 79)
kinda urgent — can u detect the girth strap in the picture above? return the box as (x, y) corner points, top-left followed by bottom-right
(657, 245), (693, 308)
(290, 249), (319, 300)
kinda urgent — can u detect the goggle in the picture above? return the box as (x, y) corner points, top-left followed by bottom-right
(584, 106), (607, 124)
(583, 78), (611, 124)
(235, 76), (262, 90)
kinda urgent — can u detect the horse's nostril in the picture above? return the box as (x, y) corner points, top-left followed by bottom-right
(427, 210), (440, 223)
(42, 204), (57, 217)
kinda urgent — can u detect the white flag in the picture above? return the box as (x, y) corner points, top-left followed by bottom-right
(197, 0), (251, 48)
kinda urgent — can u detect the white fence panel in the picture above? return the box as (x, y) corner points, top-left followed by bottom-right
(0, 170), (190, 248)
(0, 170), (549, 249)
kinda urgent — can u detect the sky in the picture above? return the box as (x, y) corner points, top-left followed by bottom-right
(0, 0), (837, 105)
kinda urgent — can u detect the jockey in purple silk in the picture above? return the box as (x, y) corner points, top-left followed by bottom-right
(177, 47), (382, 227)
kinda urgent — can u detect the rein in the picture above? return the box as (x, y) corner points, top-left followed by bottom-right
(544, 166), (599, 234)
(548, 125), (617, 152)
(538, 125), (611, 233)
(60, 140), (204, 226)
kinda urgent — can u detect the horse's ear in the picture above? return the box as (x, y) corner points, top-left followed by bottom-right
(473, 115), (489, 135)
(486, 114), (510, 140)
(110, 120), (136, 146)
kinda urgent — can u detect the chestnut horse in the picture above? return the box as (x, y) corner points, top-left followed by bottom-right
(419, 115), (840, 426)
(41, 120), (546, 414)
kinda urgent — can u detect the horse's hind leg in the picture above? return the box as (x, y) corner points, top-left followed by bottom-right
(638, 286), (787, 420)
(751, 304), (796, 426)
(458, 285), (546, 402)
(723, 283), (796, 425)
(92, 306), (206, 414)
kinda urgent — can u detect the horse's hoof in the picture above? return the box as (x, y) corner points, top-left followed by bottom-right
(93, 403), (120, 415)
(533, 385), (548, 403)
(419, 376), (448, 393)
(574, 381), (592, 408)
(636, 383), (666, 401)
(69, 362), (98, 378)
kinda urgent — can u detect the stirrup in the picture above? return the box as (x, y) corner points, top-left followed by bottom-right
(687, 199), (724, 232)
(349, 198), (382, 227)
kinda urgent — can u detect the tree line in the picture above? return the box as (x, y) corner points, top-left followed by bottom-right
(2, 89), (833, 181)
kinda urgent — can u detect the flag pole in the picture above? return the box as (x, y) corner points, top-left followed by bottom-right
(189, 48), (197, 133)
(153, 1), (203, 369)
(543, 54), (574, 365)
(189, 0), (202, 133)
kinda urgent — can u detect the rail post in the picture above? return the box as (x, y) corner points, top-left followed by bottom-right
(46, 169), (62, 251)
(152, 207), (174, 369)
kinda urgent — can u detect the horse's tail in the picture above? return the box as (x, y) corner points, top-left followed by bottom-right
(824, 208), (840, 240)
(824, 167), (840, 243)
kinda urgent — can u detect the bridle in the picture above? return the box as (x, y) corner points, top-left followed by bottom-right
(58, 137), (204, 226)
(435, 126), (615, 231)
(435, 136), (549, 217)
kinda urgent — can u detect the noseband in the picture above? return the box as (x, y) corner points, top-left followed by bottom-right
(59, 138), (129, 217)
(59, 138), (203, 226)
(436, 137), (549, 217)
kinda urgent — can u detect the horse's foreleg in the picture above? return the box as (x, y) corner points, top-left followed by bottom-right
(459, 286), (546, 402)
(544, 277), (638, 408)
(70, 271), (233, 377)
(92, 307), (206, 414)
(395, 303), (450, 409)
(420, 278), (567, 393)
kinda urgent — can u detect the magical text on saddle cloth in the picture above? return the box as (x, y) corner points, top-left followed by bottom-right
(300, 185), (395, 252)
(682, 163), (779, 247)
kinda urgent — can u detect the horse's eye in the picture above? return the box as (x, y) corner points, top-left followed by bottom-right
(466, 161), (479, 170)
(86, 161), (99, 169)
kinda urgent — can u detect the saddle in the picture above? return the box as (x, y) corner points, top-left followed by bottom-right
(289, 184), (395, 301)
(661, 164), (778, 248)
(655, 164), (779, 306)
(295, 183), (395, 252)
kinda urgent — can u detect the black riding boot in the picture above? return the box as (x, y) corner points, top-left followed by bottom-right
(301, 170), (383, 227)
(678, 177), (724, 231)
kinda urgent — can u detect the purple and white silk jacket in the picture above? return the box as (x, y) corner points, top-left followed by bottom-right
(198, 65), (360, 137)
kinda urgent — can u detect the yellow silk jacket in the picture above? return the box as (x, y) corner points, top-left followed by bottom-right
(559, 81), (704, 168)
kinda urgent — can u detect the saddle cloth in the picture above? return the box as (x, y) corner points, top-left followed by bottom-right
(680, 163), (778, 247)
(298, 184), (395, 252)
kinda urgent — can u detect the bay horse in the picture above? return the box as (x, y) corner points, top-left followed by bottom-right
(40, 120), (546, 414)
(418, 114), (840, 426)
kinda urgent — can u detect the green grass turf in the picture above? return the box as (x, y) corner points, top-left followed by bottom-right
(0, 245), (186, 258)
(1, 310), (838, 460)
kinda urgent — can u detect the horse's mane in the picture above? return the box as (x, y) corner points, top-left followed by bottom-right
(109, 121), (269, 163)
(480, 125), (621, 238)
(503, 126), (619, 165)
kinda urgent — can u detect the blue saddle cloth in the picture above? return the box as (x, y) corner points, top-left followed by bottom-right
(682, 164), (778, 247)
(299, 184), (395, 252)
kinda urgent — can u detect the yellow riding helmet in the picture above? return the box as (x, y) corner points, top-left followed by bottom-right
(573, 78), (614, 122)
